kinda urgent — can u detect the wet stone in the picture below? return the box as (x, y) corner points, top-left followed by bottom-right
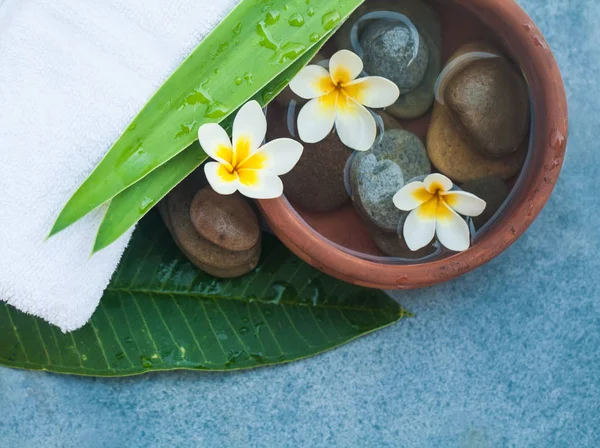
(267, 103), (351, 212)
(427, 103), (528, 183)
(446, 57), (530, 157)
(334, 0), (442, 119)
(351, 155), (405, 232)
(350, 129), (431, 232)
(360, 21), (429, 94)
(427, 43), (529, 183)
(461, 176), (510, 230)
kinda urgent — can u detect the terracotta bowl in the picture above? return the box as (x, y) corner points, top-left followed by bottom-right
(258, 0), (568, 290)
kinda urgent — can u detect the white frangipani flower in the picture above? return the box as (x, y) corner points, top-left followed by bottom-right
(289, 49), (400, 152)
(393, 174), (487, 252)
(199, 100), (303, 199)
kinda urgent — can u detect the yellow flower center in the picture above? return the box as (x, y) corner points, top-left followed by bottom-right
(316, 67), (366, 113)
(412, 183), (456, 222)
(216, 136), (267, 186)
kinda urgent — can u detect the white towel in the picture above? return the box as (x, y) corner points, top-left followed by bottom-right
(0, 0), (240, 332)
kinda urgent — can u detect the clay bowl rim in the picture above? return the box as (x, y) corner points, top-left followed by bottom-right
(258, 0), (569, 290)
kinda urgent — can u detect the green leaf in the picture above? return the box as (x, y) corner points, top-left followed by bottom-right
(92, 32), (334, 253)
(1, 212), (408, 376)
(50, 0), (364, 237)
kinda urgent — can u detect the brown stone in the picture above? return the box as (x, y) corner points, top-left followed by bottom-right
(461, 176), (510, 230)
(267, 103), (351, 212)
(427, 43), (529, 182)
(446, 57), (530, 157)
(427, 102), (528, 183)
(190, 188), (260, 252)
(159, 178), (261, 279)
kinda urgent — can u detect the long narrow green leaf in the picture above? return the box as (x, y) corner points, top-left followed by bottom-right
(92, 31), (334, 253)
(50, 0), (364, 237)
(2, 212), (409, 376)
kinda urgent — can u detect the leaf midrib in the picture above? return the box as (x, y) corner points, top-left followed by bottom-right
(106, 287), (403, 315)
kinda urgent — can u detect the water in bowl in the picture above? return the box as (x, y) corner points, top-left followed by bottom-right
(266, 0), (533, 264)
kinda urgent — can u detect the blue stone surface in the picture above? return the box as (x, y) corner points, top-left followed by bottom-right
(1, 1), (598, 446)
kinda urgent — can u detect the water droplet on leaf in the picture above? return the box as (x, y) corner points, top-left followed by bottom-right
(279, 42), (307, 63)
(140, 356), (153, 369)
(322, 10), (341, 31)
(233, 21), (243, 35)
(288, 13), (305, 27)
(217, 332), (228, 341)
(257, 21), (279, 51)
(265, 10), (280, 25)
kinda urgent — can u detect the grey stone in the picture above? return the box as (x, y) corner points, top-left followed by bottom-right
(334, 0), (442, 119)
(350, 129), (431, 231)
(370, 129), (431, 182)
(360, 21), (429, 94)
(351, 155), (405, 232)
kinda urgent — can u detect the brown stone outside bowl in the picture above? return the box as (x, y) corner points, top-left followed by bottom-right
(258, 0), (568, 290)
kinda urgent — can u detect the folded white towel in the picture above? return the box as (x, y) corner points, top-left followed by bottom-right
(0, 0), (240, 332)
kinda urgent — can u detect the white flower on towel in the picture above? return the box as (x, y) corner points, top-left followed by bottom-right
(199, 100), (303, 199)
(289, 49), (400, 151)
(393, 174), (487, 252)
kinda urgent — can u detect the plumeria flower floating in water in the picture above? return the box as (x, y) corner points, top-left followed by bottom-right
(199, 100), (303, 199)
(393, 174), (487, 252)
(289, 49), (400, 151)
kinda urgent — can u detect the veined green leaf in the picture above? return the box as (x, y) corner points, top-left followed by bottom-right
(92, 31), (334, 253)
(50, 0), (364, 237)
(2, 212), (408, 376)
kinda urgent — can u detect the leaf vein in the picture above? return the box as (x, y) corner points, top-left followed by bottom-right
(90, 321), (116, 372)
(4, 306), (29, 363)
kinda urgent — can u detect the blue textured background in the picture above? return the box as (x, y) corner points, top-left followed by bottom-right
(1, 1), (598, 446)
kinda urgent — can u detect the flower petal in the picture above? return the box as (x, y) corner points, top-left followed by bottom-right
(393, 181), (432, 211)
(343, 76), (400, 108)
(335, 95), (376, 151)
(297, 93), (337, 144)
(204, 162), (239, 195)
(442, 191), (487, 217)
(198, 123), (233, 166)
(403, 204), (436, 251)
(240, 138), (303, 175)
(233, 100), (267, 157)
(436, 202), (471, 252)
(237, 169), (283, 199)
(289, 65), (336, 100)
(329, 49), (363, 84)
(424, 173), (453, 194)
